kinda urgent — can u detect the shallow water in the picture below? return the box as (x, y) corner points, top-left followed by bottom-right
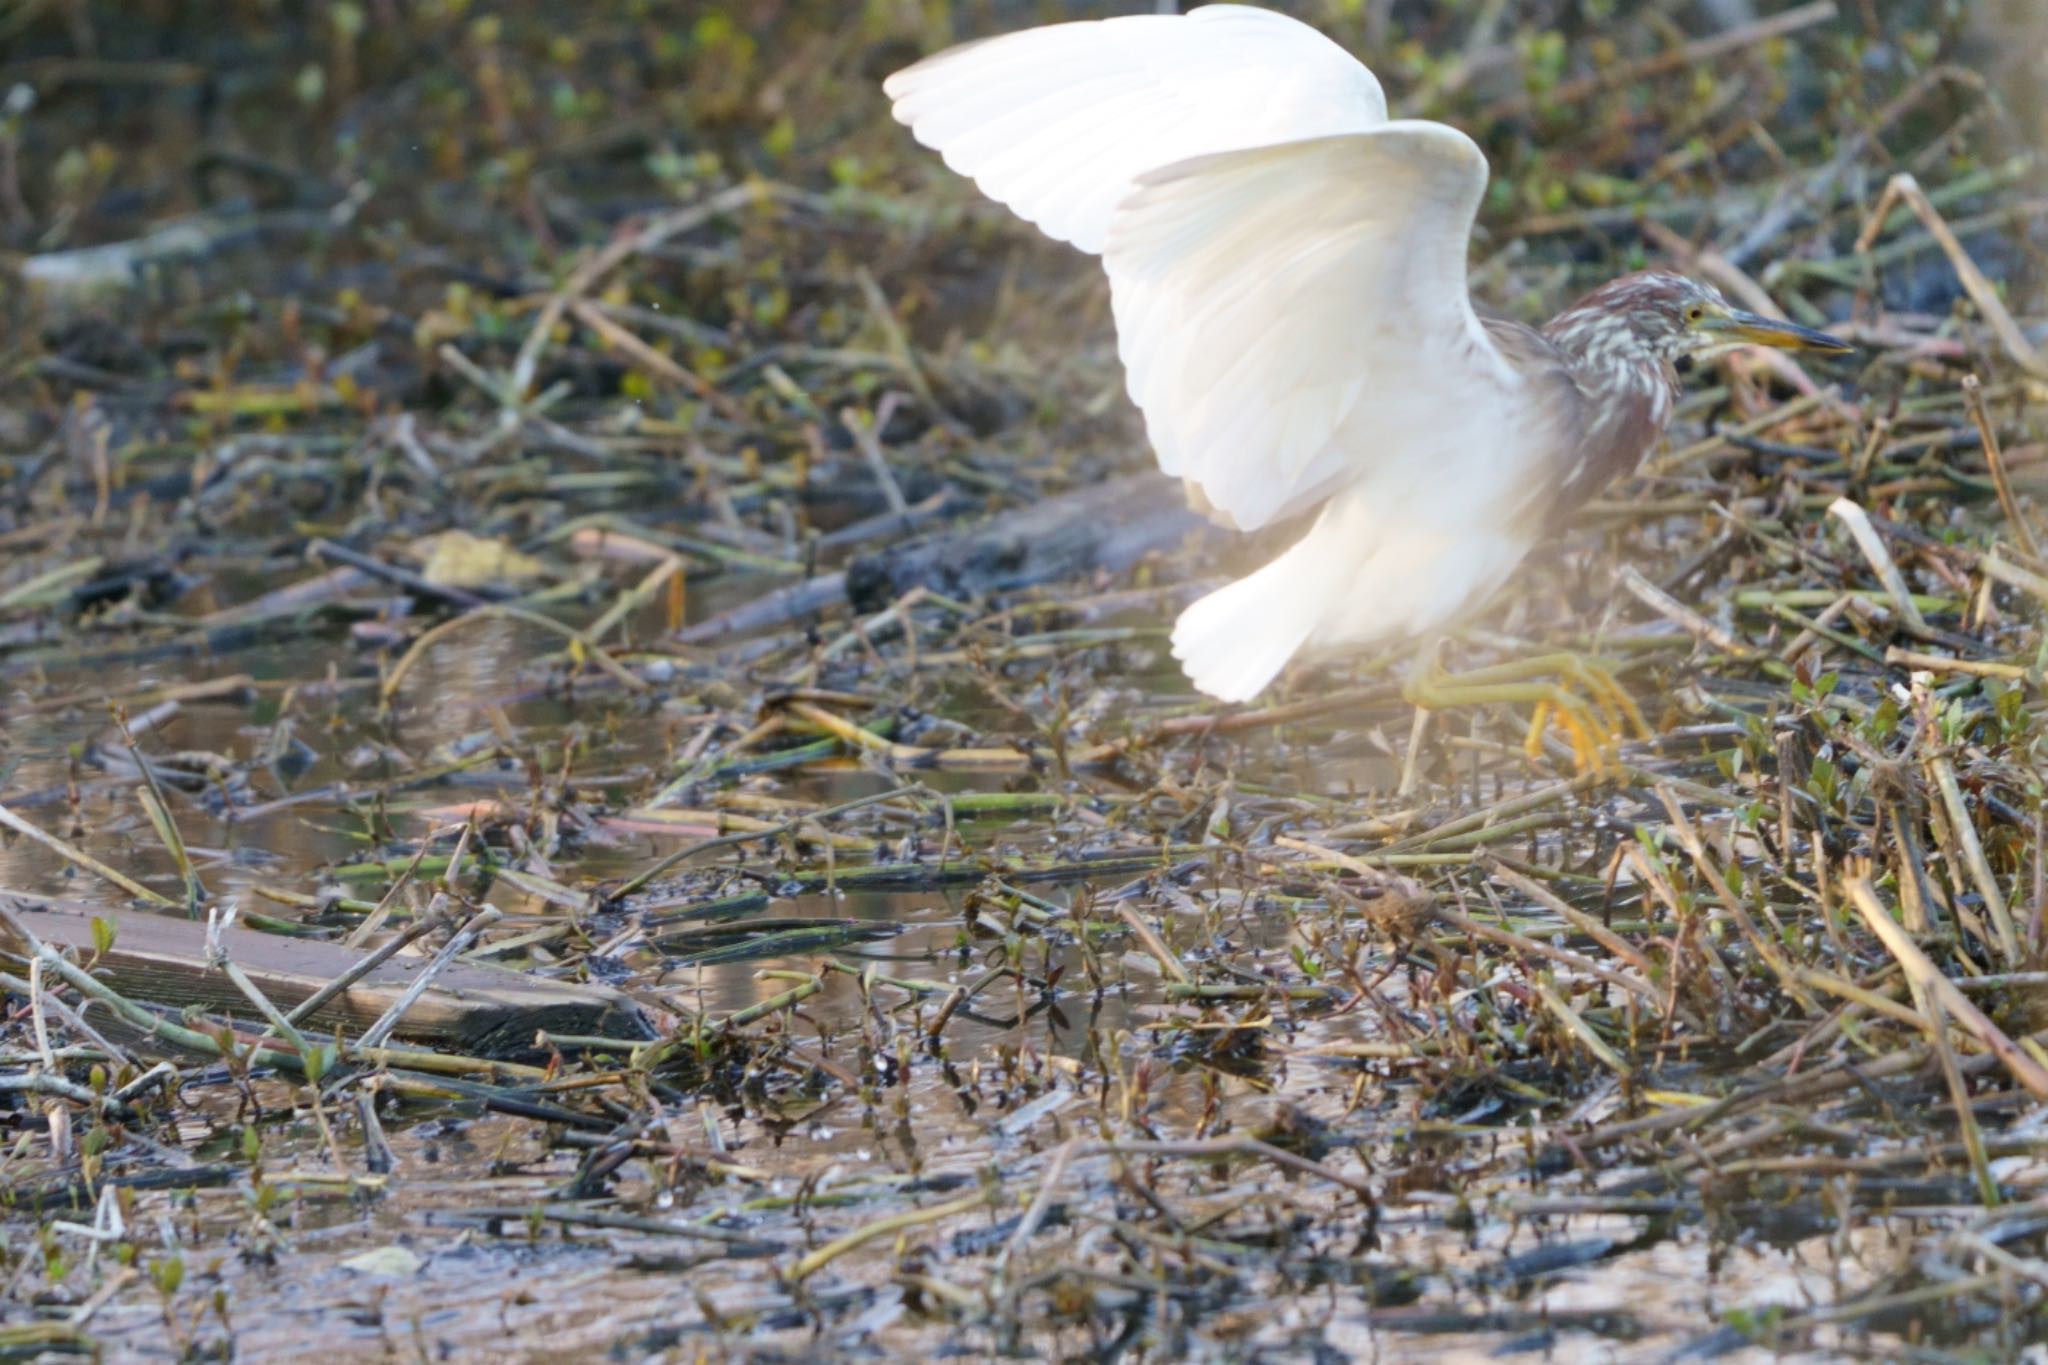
(6, 1), (2048, 1359)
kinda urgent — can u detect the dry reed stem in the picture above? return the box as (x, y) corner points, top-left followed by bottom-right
(379, 604), (646, 702)
(789, 1188), (994, 1282)
(1963, 374), (2044, 561)
(1854, 173), (2047, 379)
(1618, 565), (1757, 657)
(1115, 902), (1192, 984)
(509, 185), (763, 402)
(1844, 875), (2048, 1099)
(1926, 754), (2020, 964)
(1827, 498), (1930, 634)
(0, 803), (173, 907)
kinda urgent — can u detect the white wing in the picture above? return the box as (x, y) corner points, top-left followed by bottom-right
(883, 5), (1385, 254)
(1105, 125), (1510, 531)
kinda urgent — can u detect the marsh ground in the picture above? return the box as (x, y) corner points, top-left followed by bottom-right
(3, 2), (2048, 1361)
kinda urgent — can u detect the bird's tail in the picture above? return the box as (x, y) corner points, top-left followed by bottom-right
(1170, 530), (1346, 704)
(1171, 484), (1532, 704)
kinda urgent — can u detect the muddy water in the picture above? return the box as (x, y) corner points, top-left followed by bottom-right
(1, 599), (1849, 1363)
(1, 619), (1353, 1361)
(6, 3), (2046, 1359)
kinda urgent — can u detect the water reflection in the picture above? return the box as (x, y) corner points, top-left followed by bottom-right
(1, 591), (1138, 1061)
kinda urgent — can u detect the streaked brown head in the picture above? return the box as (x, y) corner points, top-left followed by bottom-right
(1550, 271), (1853, 369)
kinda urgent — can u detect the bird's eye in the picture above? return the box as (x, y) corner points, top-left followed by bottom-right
(1685, 306), (1704, 322)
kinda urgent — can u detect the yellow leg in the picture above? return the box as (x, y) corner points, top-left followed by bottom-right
(1401, 649), (1651, 774)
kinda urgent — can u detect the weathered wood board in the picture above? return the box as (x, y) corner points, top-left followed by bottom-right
(844, 470), (1215, 614)
(0, 897), (656, 1056)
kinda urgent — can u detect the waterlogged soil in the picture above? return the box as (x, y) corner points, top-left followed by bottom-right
(5, 3), (2048, 1362)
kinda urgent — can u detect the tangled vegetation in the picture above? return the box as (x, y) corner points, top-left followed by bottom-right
(2, 1), (2046, 1359)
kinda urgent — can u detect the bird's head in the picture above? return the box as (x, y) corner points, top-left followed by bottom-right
(1596, 272), (1854, 369)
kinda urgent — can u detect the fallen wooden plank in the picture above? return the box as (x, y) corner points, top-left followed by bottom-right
(676, 471), (1217, 643)
(0, 897), (655, 1057)
(674, 570), (847, 645)
(844, 470), (1210, 614)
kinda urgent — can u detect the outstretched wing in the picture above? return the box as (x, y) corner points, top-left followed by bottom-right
(1105, 126), (1511, 531)
(883, 5), (1385, 254)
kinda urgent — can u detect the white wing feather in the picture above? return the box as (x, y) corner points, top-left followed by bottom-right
(883, 5), (1385, 254)
(1104, 126), (1506, 531)
(887, 10), (1530, 699)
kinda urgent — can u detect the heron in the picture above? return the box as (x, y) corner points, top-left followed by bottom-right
(884, 4), (1850, 767)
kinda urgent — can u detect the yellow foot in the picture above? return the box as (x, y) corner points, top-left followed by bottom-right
(1402, 651), (1651, 773)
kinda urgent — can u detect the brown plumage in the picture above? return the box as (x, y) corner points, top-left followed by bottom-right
(1475, 271), (1853, 547)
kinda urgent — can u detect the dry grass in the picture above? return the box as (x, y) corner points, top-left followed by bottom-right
(2, 1), (2047, 1359)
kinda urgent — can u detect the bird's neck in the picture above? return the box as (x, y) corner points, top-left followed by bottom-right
(1546, 302), (1680, 413)
(1543, 303), (1681, 458)
(1536, 302), (1684, 519)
